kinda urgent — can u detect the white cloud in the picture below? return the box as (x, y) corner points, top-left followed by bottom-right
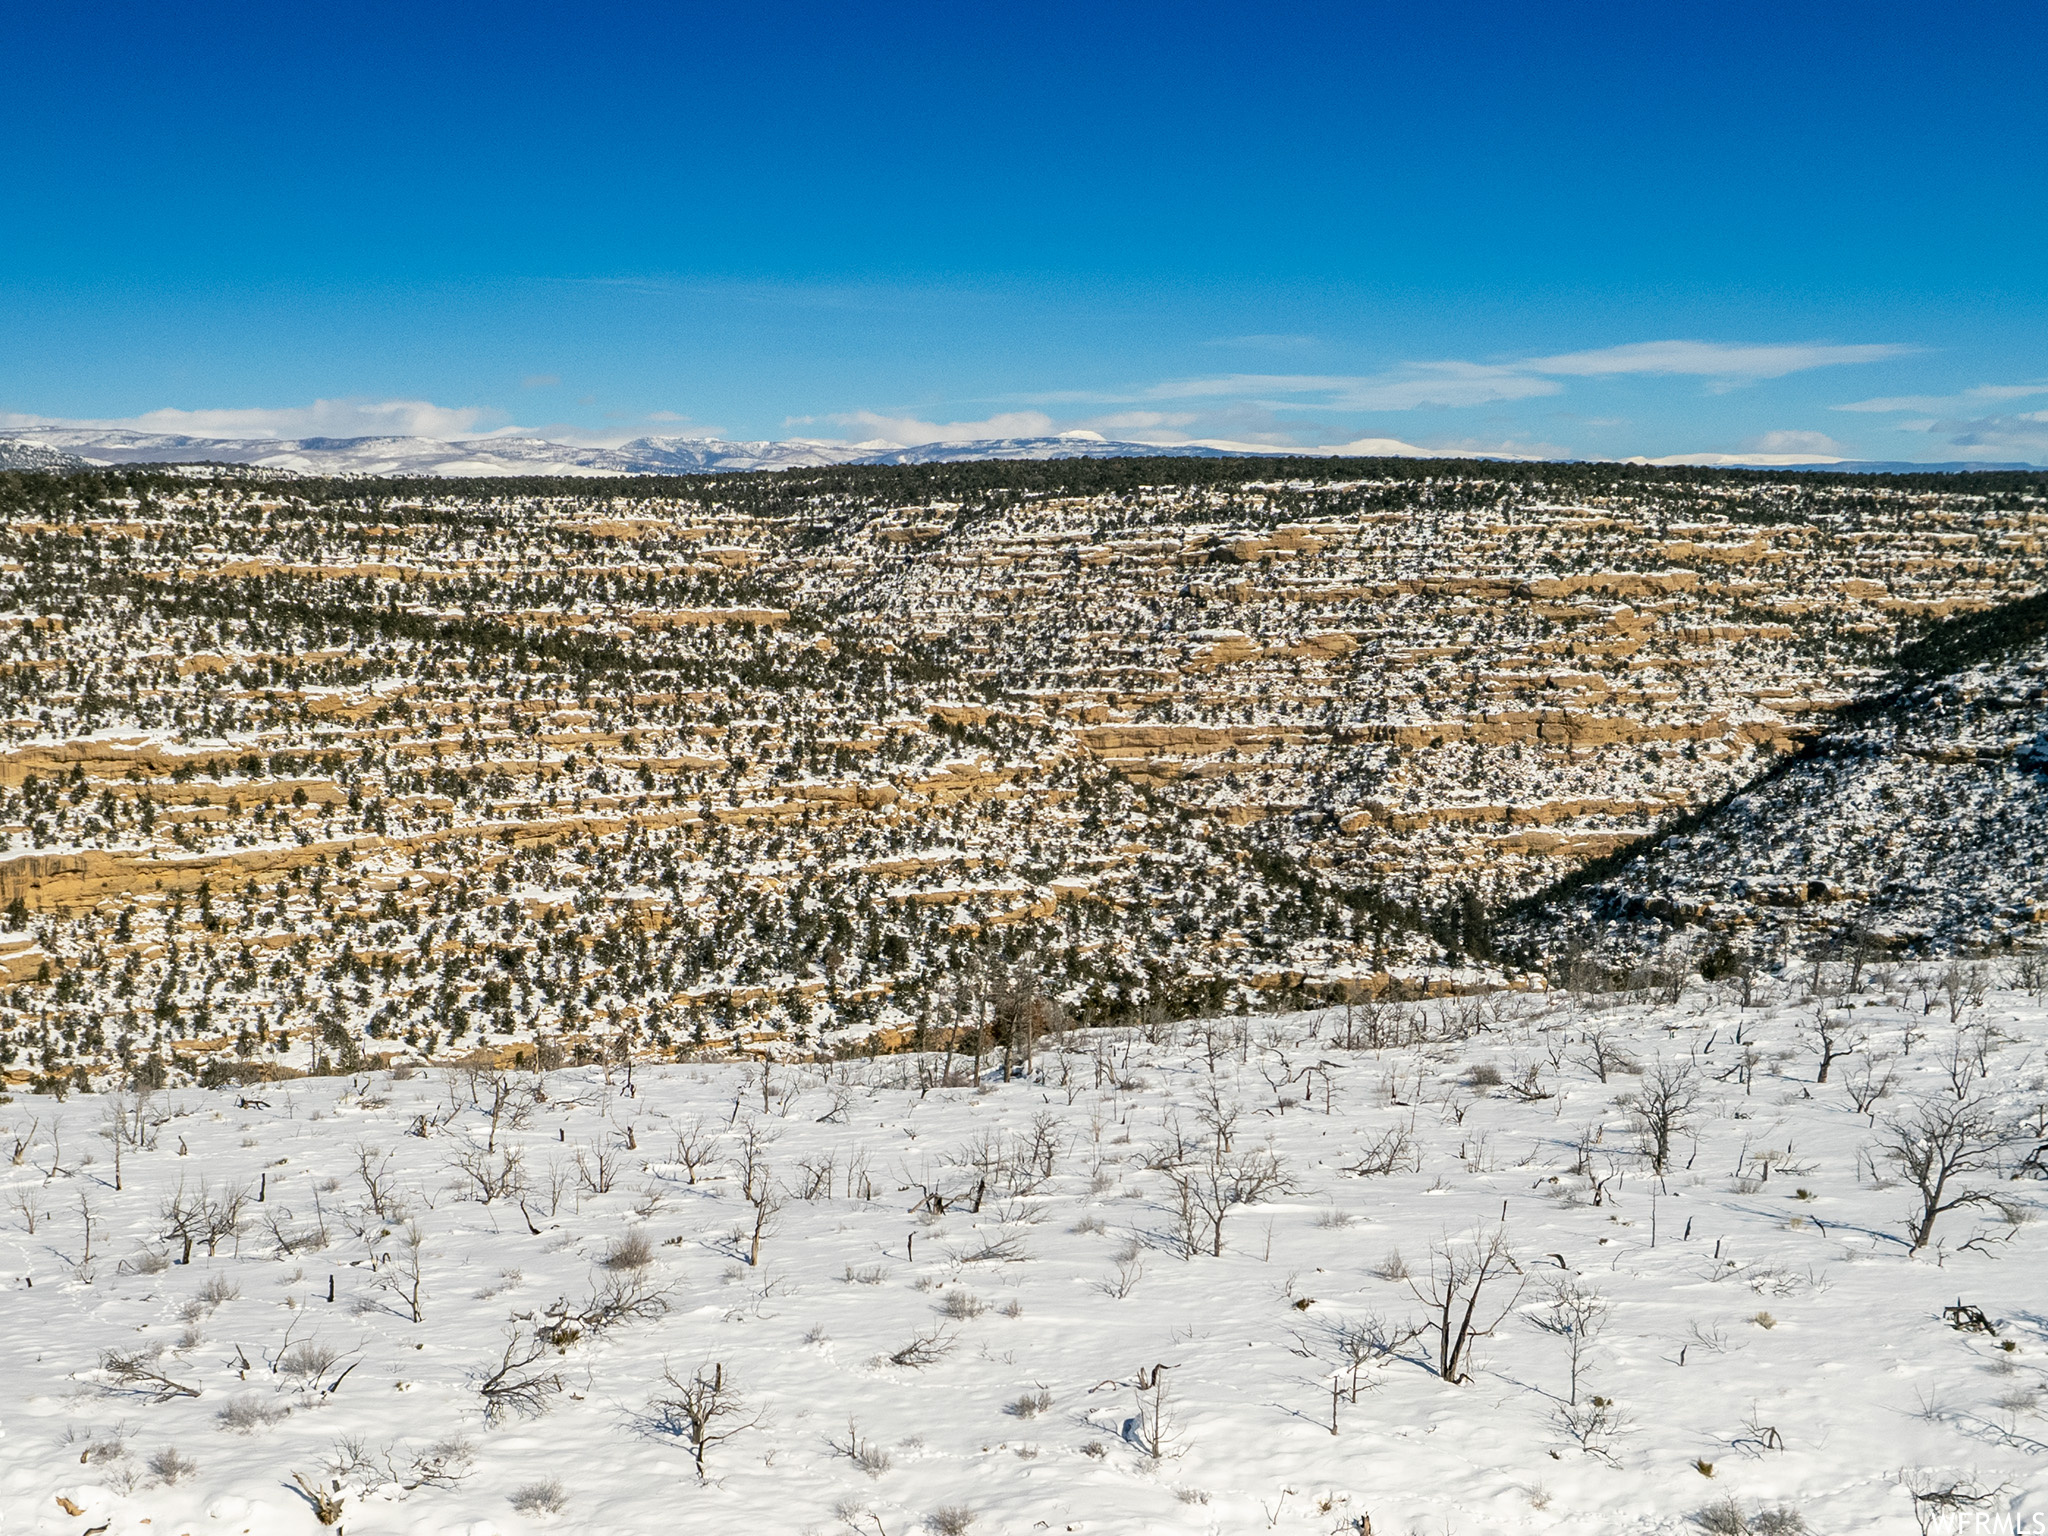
(1, 398), (506, 440)
(1144, 365), (1559, 411)
(819, 409), (1056, 446)
(1524, 340), (1914, 379)
(1917, 409), (2048, 459)
(1125, 339), (1908, 420)
(1078, 411), (1200, 434)
(1744, 429), (1850, 457)
(1833, 382), (2048, 413)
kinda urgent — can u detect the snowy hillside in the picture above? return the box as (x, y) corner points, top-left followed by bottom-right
(5, 977), (2046, 1535)
(0, 440), (87, 472)
(1511, 596), (2048, 962)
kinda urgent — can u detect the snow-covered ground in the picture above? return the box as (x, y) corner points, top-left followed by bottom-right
(5, 975), (2047, 1536)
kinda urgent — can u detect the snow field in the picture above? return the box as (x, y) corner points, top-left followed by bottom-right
(4, 978), (2047, 1536)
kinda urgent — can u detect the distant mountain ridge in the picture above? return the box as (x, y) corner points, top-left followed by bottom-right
(0, 427), (1242, 478)
(0, 427), (2036, 479)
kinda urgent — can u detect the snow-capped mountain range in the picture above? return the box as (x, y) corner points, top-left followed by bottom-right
(0, 427), (1249, 478)
(3, 426), (2034, 478)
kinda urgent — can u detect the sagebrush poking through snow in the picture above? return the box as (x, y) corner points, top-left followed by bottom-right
(3, 977), (2046, 1532)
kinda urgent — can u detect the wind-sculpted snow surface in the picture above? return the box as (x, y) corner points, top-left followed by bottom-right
(5, 980), (2046, 1534)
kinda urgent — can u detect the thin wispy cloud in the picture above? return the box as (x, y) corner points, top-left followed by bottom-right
(1744, 428), (1849, 457)
(1834, 382), (2048, 413)
(1917, 409), (2048, 458)
(1125, 339), (1912, 421)
(1144, 364), (1559, 411)
(802, 409), (1058, 445)
(2, 398), (508, 440)
(1524, 340), (1914, 379)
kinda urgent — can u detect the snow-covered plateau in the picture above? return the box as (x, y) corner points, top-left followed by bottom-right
(5, 976), (2047, 1536)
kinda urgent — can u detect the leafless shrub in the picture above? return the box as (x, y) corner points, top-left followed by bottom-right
(886, 1325), (957, 1368)
(216, 1394), (290, 1433)
(408, 1434), (477, 1487)
(450, 1144), (526, 1204)
(1531, 1277), (1609, 1405)
(375, 1219), (430, 1322)
(829, 1417), (894, 1476)
(573, 1138), (623, 1195)
(1844, 1056), (1897, 1115)
(1695, 1500), (1808, 1536)
(478, 1326), (564, 1422)
(1127, 1363), (1180, 1460)
(602, 1230), (654, 1271)
(1325, 1313), (1421, 1400)
(148, 1446), (199, 1484)
(566, 1267), (672, 1333)
(355, 1144), (401, 1220)
(1098, 1246), (1145, 1298)
(197, 1273), (240, 1305)
(793, 1150), (837, 1200)
(101, 1348), (201, 1401)
(1007, 1386), (1054, 1419)
(1345, 1122), (1417, 1177)
(938, 1290), (987, 1320)
(510, 1478), (568, 1515)
(928, 1506), (977, 1536)
(279, 1340), (343, 1387)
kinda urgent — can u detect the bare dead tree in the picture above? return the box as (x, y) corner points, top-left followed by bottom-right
(1629, 1059), (1700, 1174)
(1879, 1095), (2012, 1251)
(101, 1348), (201, 1401)
(355, 1144), (401, 1220)
(450, 1144), (526, 1204)
(649, 1360), (761, 1478)
(159, 1179), (248, 1264)
(672, 1119), (717, 1185)
(1805, 1006), (1862, 1085)
(573, 1137), (623, 1195)
(1409, 1228), (1526, 1384)
(379, 1219), (428, 1323)
(1164, 1141), (1292, 1258)
(1530, 1276), (1608, 1406)
(1129, 1363), (1178, 1460)
(1572, 1030), (1638, 1085)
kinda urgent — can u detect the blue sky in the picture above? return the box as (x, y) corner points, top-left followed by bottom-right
(3, 1), (2044, 462)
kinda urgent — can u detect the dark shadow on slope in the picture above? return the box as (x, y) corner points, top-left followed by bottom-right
(1500, 586), (2048, 958)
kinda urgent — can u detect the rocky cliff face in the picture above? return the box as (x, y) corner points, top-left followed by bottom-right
(0, 459), (2041, 1083)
